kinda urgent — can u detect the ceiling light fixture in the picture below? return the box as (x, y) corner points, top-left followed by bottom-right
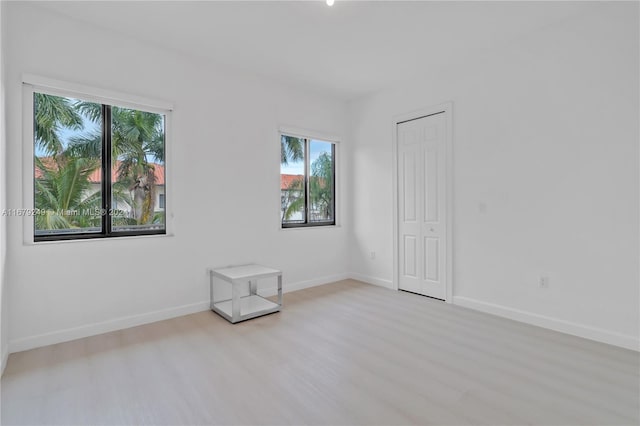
(326, 0), (335, 6)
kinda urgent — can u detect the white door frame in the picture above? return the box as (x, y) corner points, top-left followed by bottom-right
(392, 102), (453, 303)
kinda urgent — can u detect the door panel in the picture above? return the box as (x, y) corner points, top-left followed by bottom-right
(404, 235), (417, 277)
(424, 237), (439, 282)
(403, 154), (417, 222)
(398, 113), (447, 300)
(424, 149), (439, 223)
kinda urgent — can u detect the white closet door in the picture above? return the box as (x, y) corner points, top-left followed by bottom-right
(397, 113), (446, 300)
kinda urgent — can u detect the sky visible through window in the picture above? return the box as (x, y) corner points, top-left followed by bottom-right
(34, 97), (100, 157)
(281, 140), (331, 175)
(35, 98), (161, 166)
(33, 92), (167, 239)
(280, 137), (335, 226)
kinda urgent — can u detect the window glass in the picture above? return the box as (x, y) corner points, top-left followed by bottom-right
(110, 106), (165, 232)
(34, 94), (103, 236)
(309, 140), (334, 223)
(280, 135), (305, 224)
(33, 91), (167, 241)
(280, 134), (335, 228)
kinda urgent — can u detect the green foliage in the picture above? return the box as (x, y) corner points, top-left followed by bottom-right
(282, 152), (334, 222)
(110, 106), (164, 225)
(152, 211), (165, 225)
(281, 135), (303, 166)
(66, 133), (102, 158)
(34, 156), (102, 230)
(282, 177), (304, 221)
(34, 93), (83, 155)
(34, 93), (165, 231)
(73, 100), (102, 123)
(310, 152), (333, 220)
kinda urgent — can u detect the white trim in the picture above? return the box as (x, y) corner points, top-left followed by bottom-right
(25, 233), (174, 246)
(279, 125), (340, 144)
(453, 296), (640, 352)
(0, 1), (6, 377)
(9, 300), (210, 354)
(279, 224), (342, 232)
(391, 102), (454, 302)
(11, 275), (636, 354)
(22, 74), (173, 112)
(22, 84), (33, 245)
(21, 79), (174, 245)
(8, 273), (350, 353)
(349, 273), (394, 290)
(163, 108), (175, 237)
(259, 273), (350, 297)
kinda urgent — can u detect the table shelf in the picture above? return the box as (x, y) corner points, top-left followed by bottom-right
(213, 295), (280, 322)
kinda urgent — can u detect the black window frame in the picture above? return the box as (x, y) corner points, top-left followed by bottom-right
(281, 135), (336, 229)
(33, 92), (167, 242)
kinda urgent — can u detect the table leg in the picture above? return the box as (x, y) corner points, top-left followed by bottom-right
(232, 282), (240, 322)
(277, 274), (283, 307)
(249, 279), (257, 296)
(209, 271), (214, 310)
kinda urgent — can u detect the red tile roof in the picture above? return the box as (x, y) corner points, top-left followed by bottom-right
(37, 160), (306, 191)
(88, 163), (165, 185)
(281, 174), (303, 190)
(35, 157), (165, 185)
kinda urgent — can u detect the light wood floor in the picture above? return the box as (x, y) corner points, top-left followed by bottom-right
(1, 280), (639, 425)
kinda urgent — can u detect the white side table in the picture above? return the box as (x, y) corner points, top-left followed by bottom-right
(209, 264), (282, 323)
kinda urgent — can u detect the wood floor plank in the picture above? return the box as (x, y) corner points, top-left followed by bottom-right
(1, 280), (639, 425)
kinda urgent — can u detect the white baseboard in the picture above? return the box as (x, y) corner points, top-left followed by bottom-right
(15, 275), (635, 354)
(8, 273), (351, 354)
(259, 272), (350, 297)
(349, 273), (394, 290)
(9, 300), (211, 354)
(453, 296), (639, 352)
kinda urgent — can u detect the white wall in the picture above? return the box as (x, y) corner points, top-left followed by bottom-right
(4, 2), (349, 352)
(347, 3), (639, 349)
(1, 0), (9, 373)
(3, 2), (638, 354)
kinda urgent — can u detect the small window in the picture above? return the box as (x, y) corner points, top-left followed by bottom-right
(280, 134), (335, 228)
(159, 193), (165, 209)
(33, 91), (167, 241)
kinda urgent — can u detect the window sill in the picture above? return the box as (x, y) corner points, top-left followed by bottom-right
(279, 224), (341, 231)
(25, 232), (174, 246)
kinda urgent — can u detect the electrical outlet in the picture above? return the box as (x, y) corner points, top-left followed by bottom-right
(539, 275), (550, 288)
(370, 251), (376, 260)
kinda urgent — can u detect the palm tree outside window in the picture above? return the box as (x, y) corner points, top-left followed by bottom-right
(33, 91), (167, 241)
(280, 133), (335, 228)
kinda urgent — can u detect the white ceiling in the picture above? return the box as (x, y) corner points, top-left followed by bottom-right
(36, 1), (596, 100)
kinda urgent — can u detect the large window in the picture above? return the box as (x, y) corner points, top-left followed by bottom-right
(280, 133), (335, 228)
(33, 91), (167, 241)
